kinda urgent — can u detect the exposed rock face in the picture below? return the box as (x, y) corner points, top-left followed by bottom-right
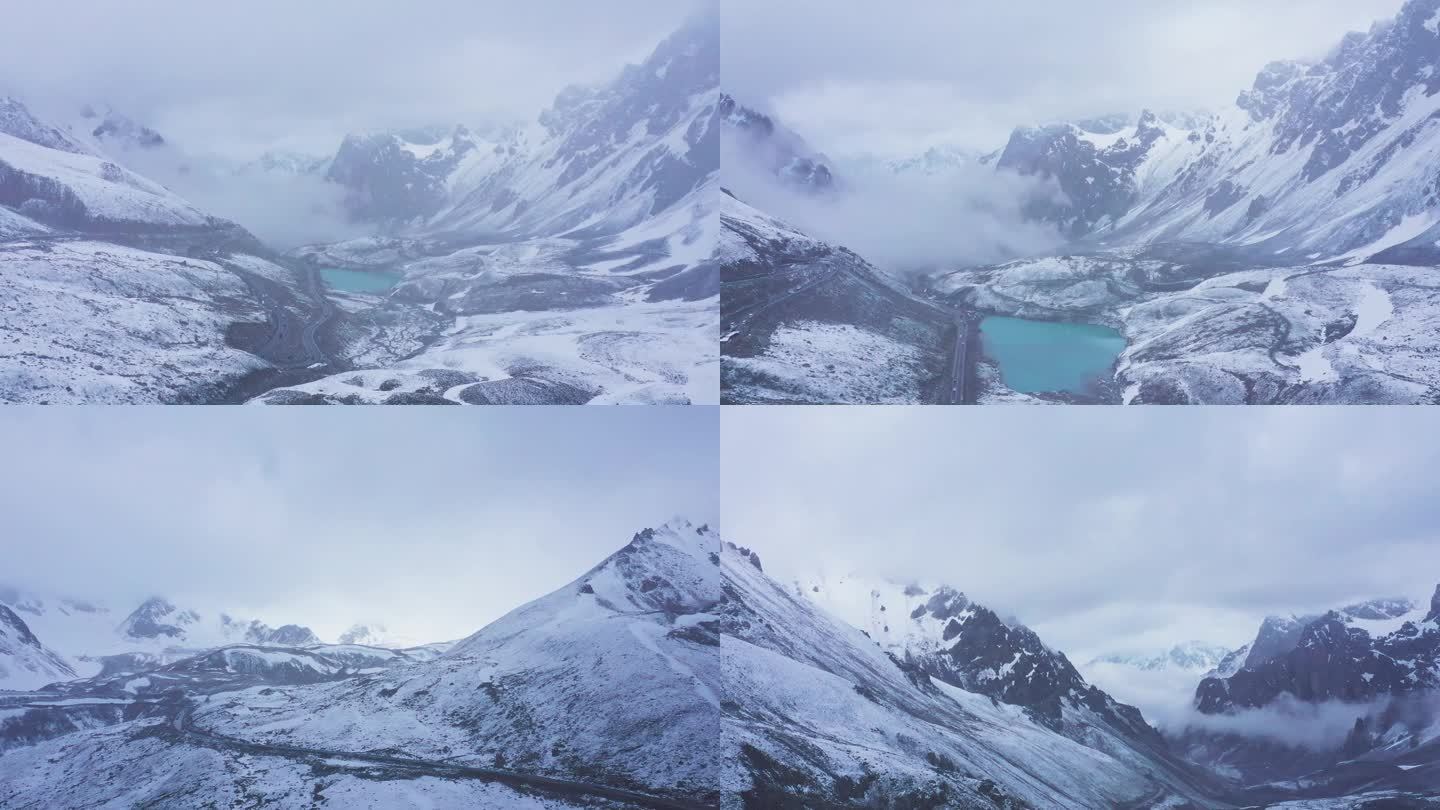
(1178, 590), (1440, 792)
(996, 110), (1172, 239)
(723, 546), (1225, 808)
(326, 127), (479, 225)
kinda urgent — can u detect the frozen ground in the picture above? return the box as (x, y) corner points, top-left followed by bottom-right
(0, 239), (271, 403)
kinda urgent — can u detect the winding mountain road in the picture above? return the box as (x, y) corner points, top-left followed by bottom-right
(171, 706), (711, 810)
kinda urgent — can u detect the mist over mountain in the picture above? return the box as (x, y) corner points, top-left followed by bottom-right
(723, 0), (1440, 405)
(1, 5), (719, 405)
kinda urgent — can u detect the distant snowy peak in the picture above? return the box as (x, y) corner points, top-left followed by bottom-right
(423, 13), (718, 240)
(117, 597), (199, 640)
(237, 150), (331, 177)
(326, 124), (497, 224)
(885, 143), (978, 176)
(1089, 642), (1235, 673)
(118, 596), (321, 648)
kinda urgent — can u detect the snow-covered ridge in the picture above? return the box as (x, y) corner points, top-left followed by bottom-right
(721, 542), (1223, 807)
(999, 0), (1440, 261)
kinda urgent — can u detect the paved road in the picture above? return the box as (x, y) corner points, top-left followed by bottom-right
(939, 316), (980, 405)
(294, 264), (336, 364)
(172, 707), (712, 810)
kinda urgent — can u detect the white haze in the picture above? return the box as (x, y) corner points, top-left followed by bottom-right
(722, 130), (1065, 273)
(1175, 693), (1440, 750)
(120, 148), (365, 250)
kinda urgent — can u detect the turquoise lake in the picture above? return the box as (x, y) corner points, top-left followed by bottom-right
(319, 268), (401, 294)
(979, 316), (1126, 395)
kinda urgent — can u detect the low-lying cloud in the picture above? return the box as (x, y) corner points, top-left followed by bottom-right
(122, 148), (365, 249)
(722, 130), (1064, 275)
(1175, 692), (1440, 750)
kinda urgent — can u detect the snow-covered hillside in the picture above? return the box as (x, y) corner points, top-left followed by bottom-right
(0, 605), (75, 691)
(719, 191), (950, 404)
(994, 0), (1440, 262)
(0, 521), (722, 808)
(3, 10), (719, 405)
(722, 545), (1224, 808)
(0, 94), (336, 403)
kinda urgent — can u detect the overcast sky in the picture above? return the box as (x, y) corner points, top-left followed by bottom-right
(0, 0), (697, 158)
(2, 408), (717, 645)
(722, 408), (1440, 664)
(723, 0), (1407, 157)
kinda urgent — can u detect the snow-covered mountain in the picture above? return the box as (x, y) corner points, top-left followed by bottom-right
(248, 12), (720, 406)
(0, 94), (337, 404)
(1082, 642), (1239, 729)
(884, 144), (982, 177)
(1196, 594), (1436, 713)
(1173, 589), (1440, 800)
(719, 190), (952, 404)
(996, 0), (1440, 261)
(936, 0), (1440, 405)
(0, 520), (722, 808)
(1089, 643), (1235, 674)
(324, 124), (522, 226)
(722, 548), (1225, 807)
(730, 0), (1439, 405)
(3, 10), (718, 405)
(0, 587), (324, 688)
(0, 605), (75, 691)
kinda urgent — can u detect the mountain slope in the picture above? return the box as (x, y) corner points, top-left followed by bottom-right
(920, 0), (1440, 405)
(0, 97), (334, 403)
(1176, 589), (1440, 798)
(0, 521), (722, 808)
(994, 0), (1440, 262)
(720, 191), (951, 404)
(720, 545), (1227, 808)
(0, 605), (75, 690)
(252, 14), (720, 406)
(184, 520), (722, 801)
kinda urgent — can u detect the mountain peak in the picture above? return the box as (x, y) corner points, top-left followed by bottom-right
(118, 597), (198, 640)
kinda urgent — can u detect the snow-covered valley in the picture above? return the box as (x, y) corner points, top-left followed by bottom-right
(722, 0), (1440, 404)
(0, 11), (719, 405)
